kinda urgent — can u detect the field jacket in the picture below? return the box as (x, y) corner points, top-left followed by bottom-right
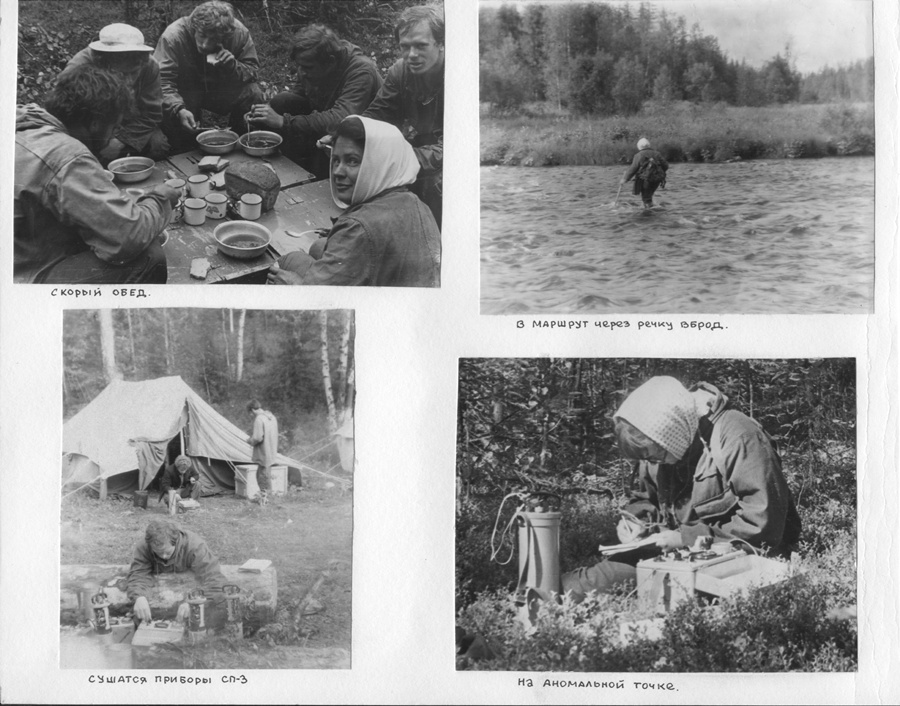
(159, 462), (200, 495)
(363, 58), (443, 175)
(126, 528), (226, 603)
(626, 383), (802, 554)
(280, 41), (382, 140)
(623, 148), (669, 190)
(295, 187), (441, 287)
(61, 48), (163, 151)
(249, 409), (279, 469)
(154, 16), (259, 121)
(14, 105), (172, 283)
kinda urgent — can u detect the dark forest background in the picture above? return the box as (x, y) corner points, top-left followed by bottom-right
(63, 309), (354, 465)
(18, 0), (438, 104)
(479, 2), (873, 114)
(456, 358), (858, 671)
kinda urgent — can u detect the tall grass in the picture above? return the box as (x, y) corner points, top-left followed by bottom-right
(481, 101), (875, 166)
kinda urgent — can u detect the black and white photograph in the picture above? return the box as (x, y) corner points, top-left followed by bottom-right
(479, 0), (874, 314)
(456, 358), (857, 672)
(14, 0), (443, 286)
(59, 308), (354, 669)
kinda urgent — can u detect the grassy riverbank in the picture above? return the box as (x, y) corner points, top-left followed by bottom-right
(481, 101), (875, 167)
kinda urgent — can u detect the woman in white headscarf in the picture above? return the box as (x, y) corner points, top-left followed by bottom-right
(268, 115), (441, 286)
(561, 375), (801, 601)
(619, 137), (669, 208)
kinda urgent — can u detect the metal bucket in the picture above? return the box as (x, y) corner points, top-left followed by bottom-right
(133, 490), (149, 509)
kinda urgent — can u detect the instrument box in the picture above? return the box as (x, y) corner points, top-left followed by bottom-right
(131, 621), (184, 647)
(637, 548), (790, 613)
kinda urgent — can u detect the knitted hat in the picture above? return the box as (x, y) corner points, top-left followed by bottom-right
(174, 454), (191, 469)
(614, 376), (698, 458)
(637, 137), (651, 150)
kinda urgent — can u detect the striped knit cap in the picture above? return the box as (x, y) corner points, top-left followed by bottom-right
(614, 376), (699, 458)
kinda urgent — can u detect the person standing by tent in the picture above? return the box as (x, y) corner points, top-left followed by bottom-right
(247, 400), (278, 506)
(620, 137), (669, 209)
(160, 454), (201, 515)
(127, 519), (226, 624)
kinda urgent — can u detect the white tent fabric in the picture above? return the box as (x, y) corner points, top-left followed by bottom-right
(62, 376), (300, 492)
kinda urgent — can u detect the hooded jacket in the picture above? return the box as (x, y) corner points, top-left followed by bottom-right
(294, 116), (440, 287)
(279, 40), (383, 141)
(626, 382), (802, 553)
(60, 48), (163, 151)
(154, 16), (259, 121)
(363, 58), (443, 175)
(14, 104), (172, 283)
(249, 409), (278, 470)
(623, 147), (669, 192)
(126, 527), (226, 603)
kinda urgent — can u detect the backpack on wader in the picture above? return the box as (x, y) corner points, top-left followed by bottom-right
(637, 156), (666, 188)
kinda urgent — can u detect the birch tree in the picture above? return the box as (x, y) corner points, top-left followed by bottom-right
(319, 311), (338, 433)
(98, 310), (121, 383)
(236, 309), (247, 382)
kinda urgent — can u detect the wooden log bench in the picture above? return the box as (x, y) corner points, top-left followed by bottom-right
(60, 564), (277, 627)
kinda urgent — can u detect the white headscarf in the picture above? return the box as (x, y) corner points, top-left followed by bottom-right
(331, 115), (420, 209)
(615, 376), (699, 459)
(637, 137), (651, 150)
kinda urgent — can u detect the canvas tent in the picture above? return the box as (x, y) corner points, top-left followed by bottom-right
(62, 376), (301, 497)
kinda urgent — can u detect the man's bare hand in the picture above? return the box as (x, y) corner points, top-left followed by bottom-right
(178, 108), (198, 132)
(654, 529), (684, 550)
(133, 596), (152, 623)
(267, 263), (304, 285)
(249, 103), (283, 131)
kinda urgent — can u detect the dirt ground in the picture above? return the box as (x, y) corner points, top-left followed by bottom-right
(61, 477), (352, 668)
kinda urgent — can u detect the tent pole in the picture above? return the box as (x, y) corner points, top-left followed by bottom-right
(180, 429), (185, 455)
(99, 478), (108, 501)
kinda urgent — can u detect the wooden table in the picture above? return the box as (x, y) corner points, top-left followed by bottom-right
(144, 151), (338, 284)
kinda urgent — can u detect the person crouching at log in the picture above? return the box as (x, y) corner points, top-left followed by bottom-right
(560, 375), (801, 603)
(127, 519), (226, 624)
(620, 137), (669, 209)
(267, 115), (441, 287)
(160, 454), (201, 515)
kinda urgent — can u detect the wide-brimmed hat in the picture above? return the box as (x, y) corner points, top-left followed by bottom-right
(89, 24), (153, 53)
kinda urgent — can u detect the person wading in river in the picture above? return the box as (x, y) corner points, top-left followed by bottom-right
(621, 137), (669, 209)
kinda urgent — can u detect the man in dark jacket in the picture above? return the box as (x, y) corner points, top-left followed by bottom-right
(154, 1), (262, 150)
(14, 65), (177, 284)
(60, 23), (168, 162)
(361, 6), (444, 229)
(621, 137), (669, 208)
(160, 454), (201, 515)
(126, 519), (226, 624)
(247, 24), (382, 176)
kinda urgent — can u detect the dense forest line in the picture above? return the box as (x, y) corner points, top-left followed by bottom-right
(63, 309), (355, 456)
(479, 2), (873, 114)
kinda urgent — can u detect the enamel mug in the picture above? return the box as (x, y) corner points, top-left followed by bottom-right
(184, 198), (207, 225)
(238, 193), (262, 220)
(187, 174), (210, 198)
(205, 192), (228, 220)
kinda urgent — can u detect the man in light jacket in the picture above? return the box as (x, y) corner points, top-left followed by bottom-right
(247, 400), (278, 505)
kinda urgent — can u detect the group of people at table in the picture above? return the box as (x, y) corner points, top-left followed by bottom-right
(14, 1), (443, 286)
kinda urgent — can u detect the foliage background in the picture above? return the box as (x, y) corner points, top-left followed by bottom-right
(17, 0), (438, 104)
(63, 308), (355, 470)
(455, 358), (858, 671)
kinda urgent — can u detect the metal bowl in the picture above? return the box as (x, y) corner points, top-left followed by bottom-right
(197, 129), (239, 155)
(214, 221), (271, 259)
(108, 156), (154, 183)
(238, 130), (282, 157)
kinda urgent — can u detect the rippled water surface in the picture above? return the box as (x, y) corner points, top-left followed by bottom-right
(480, 159), (873, 314)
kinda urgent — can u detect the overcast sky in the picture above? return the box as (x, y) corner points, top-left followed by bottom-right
(480, 0), (874, 74)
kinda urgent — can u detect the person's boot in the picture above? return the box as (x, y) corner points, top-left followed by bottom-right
(260, 490), (268, 507)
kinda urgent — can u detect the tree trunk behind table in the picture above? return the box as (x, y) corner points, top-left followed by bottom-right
(60, 565), (277, 627)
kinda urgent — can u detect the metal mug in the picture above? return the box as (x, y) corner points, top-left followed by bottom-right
(187, 174), (210, 198)
(205, 192), (228, 220)
(238, 193), (262, 220)
(184, 198), (207, 225)
(165, 178), (187, 197)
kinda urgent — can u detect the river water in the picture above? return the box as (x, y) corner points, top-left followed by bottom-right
(480, 158), (873, 314)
